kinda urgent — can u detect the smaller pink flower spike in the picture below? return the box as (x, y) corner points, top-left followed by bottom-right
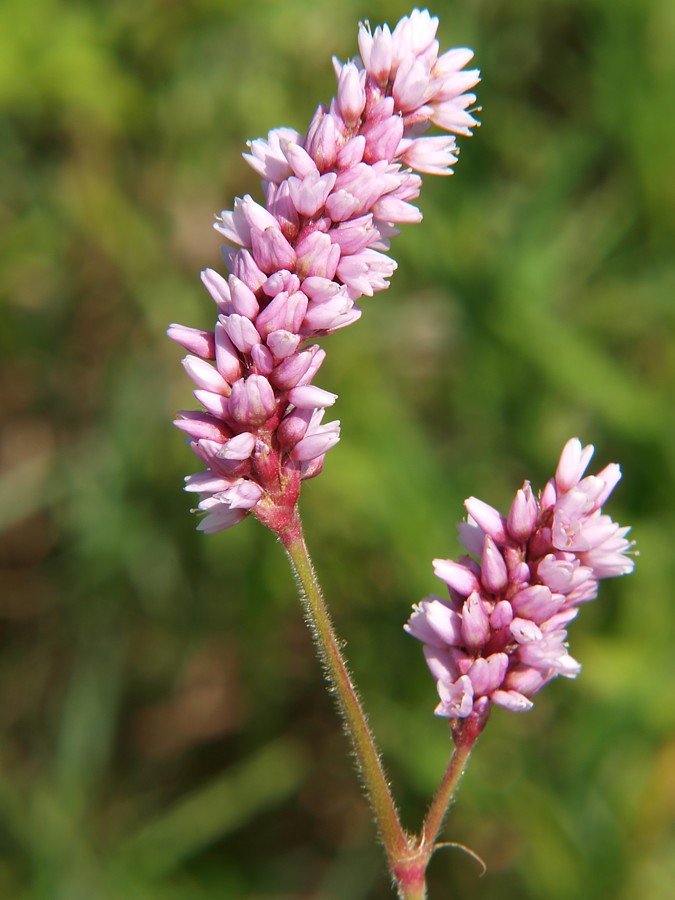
(169, 9), (480, 535)
(406, 439), (635, 719)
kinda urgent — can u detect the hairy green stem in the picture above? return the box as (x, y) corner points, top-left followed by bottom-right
(278, 507), (408, 865)
(276, 505), (485, 898)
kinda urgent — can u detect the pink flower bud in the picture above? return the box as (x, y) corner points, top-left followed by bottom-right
(228, 275), (260, 318)
(393, 56), (433, 112)
(511, 585), (564, 624)
(214, 323), (243, 383)
(250, 225), (297, 274)
(336, 61), (367, 125)
(266, 181), (300, 242)
(555, 437), (595, 492)
(305, 107), (339, 172)
(182, 356), (231, 395)
(295, 232), (341, 280)
(467, 653), (508, 696)
(229, 375), (276, 426)
(399, 135), (459, 176)
(287, 170), (337, 218)
(283, 142), (317, 179)
(460, 592), (490, 649)
(266, 329), (301, 360)
(432, 559), (480, 596)
(288, 385), (337, 409)
(490, 690), (533, 713)
(507, 482), (539, 542)
(358, 22), (393, 85)
(193, 389), (229, 418)
(243, 127), (299, 182)
(277, 407), (312, 449)
(255, 290), (308, 340)
(336, 248), (397, 296)
(271, 345), (326, 390)
(464, 496), (507, 543)
(480, 536), (509, 593)
(490, 600), (513, 629)
(250, 343), (274, 375)
(167, 324), (215, 359)
(222, 314), (261, 354)
(290, 409), (340, 461)
(219, 432), (256, 461)
(337, 135), (366, 168)
(174, 411), (231, 443)
(200, 268), (232, 313)
(231, 249), (267, 293)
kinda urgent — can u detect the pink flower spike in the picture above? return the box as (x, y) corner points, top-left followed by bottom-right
(408, 437), (634, 718)
(171, 9), (483, 533)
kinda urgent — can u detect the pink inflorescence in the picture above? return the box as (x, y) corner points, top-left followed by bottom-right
(168, 9), (479, 534)
(406, 439), (635, 718)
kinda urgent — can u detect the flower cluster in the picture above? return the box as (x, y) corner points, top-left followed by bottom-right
(169, 9), (479, 534)
(406, 439), (635, 718)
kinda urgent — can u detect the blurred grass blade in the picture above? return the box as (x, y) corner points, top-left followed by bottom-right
(111, 738), (307, 880)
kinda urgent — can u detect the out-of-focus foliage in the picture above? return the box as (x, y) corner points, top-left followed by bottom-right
(1, 0), (674, 896)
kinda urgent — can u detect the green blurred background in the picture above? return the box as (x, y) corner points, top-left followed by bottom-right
(1, 0), (674, 897)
